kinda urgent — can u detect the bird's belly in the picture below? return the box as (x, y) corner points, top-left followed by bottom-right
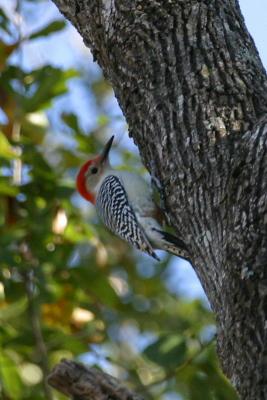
(115, 171), (155, 216)
(136, 215), (162, 247)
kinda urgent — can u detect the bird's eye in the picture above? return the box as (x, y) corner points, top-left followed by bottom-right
(91, 167), (98, 174)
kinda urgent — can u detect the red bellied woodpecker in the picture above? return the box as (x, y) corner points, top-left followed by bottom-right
(76, 136), (190, 261)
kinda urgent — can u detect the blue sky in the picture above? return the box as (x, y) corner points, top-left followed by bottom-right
(240, 0), (267, 67)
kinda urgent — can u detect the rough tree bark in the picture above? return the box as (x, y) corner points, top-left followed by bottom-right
(51, 1), (267, 399)
(48, 360), (143, 400)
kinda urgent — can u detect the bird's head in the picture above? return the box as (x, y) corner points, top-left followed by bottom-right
(76, 136), (114, 204)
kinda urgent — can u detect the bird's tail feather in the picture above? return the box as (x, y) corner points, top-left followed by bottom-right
(156, 229), (191, 262)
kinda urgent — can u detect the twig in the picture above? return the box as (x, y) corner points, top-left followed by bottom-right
(146, 336), (215, 389)
(48, 359), (144, 400)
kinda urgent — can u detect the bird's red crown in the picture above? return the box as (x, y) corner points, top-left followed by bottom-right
(76, 136), (114, 205)
(76, 158), (100, 204)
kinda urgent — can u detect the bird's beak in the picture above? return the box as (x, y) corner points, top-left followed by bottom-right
(99, 135), (114, 164)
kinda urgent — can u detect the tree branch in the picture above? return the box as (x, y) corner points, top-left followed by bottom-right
(47, 359), (144, 400)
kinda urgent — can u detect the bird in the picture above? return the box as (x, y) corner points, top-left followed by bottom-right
(76, 136), (190, 261)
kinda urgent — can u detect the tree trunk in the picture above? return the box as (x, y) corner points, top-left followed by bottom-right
(51, 1), (267, 398)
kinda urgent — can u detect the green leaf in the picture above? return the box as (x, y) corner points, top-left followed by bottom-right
(0, 9), (12, 35)
(0, 351), (23, 398)
(62, 112), (81, 133)
(144, 334), (187, 368)
(29, 20), (66, 40)
(0, 298), (27, 323)
(21, 112), (48, 144)
(189, 373), (213, 400)
(0, 177), (19, 196)
(0, 65), (77, 114)
(58, 149), (81, 168)
(193, 346), (239, 400)
(0, 42), (19, 69)
(21, 66), (79, 113)
(0, 132), (17, 159)
(97, 114), (109, 127)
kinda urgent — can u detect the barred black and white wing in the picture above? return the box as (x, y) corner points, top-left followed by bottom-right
(96, 175), (159, 260)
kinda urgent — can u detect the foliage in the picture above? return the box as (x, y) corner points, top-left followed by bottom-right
(0, 2), (238, 400)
